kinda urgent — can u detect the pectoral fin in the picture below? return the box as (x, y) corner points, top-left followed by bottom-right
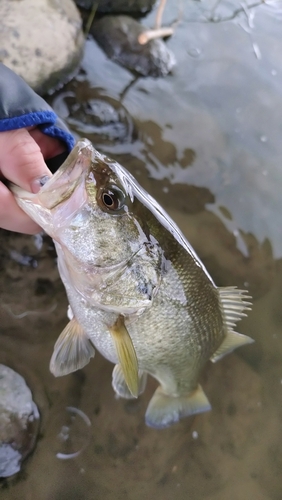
(145, 385), (211, 429)
(112, 364), (147, 399)
(50, 318), (95, 377)
(109, 316), (139, 398)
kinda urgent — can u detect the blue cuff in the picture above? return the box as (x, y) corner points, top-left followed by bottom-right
(0, 110), (75, 152)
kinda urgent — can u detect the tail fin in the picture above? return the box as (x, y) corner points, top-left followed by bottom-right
(145, 385), (211, 429)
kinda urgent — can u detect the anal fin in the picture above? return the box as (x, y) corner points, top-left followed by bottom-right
(50, 318), (95, 377)
(145, 385), (211, 429)
(210, 330), (254, 363)
(112, 364), (147, 399)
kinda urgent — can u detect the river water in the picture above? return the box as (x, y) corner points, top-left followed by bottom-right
(1, 1), (282, 498)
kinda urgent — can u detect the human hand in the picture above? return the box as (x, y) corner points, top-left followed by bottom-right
(0, 128), (65, 234)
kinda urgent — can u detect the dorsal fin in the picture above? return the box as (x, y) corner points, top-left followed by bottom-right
(211, 287), (253, 363)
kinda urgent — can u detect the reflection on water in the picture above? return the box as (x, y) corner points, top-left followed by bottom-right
(1, 1), (282, 498)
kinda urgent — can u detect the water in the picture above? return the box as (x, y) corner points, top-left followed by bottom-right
(1, 1), (282, 498)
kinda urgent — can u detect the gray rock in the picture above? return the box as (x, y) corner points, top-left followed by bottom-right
(91, 15), (176, 77)
(76, 0), (157, 14)
(53, 85), (136, 146)
(0, 365), (39, 477)
(0, 0), (85, 94)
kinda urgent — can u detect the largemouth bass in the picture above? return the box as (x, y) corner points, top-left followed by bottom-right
(11, 139), (253, 429)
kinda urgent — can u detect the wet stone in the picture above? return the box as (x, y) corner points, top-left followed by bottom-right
(0, 364), (39, 478)
(91, 15), (176, 77)
(51, 84), (136, 147)
(76, 0), (157, 15)
(0, 0), (84, 93)
(68, 98), (132, 143)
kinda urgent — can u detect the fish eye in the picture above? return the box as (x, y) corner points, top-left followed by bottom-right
(100, 186), (125, 212)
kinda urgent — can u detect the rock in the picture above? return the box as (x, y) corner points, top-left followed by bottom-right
(0, 364), (39, 477)
(0, 0), (85, 94)
(76, 0), (157, 14)
(68, 97), (131, 142)
(52, 80), (136, 146)
(91, 15), (176, 77)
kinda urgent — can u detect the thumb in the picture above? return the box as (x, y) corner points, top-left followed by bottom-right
(0, 128), (52, 193)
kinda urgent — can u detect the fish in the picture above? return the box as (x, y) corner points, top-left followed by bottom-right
(11, 138), (253, 429)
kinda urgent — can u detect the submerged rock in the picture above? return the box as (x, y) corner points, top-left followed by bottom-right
(91, 15), (176, 77)
(0, 0), (85, 94)
(0, 365), (39, 477)
(52, 81), (136, 147)
(76, 0), (157, 14)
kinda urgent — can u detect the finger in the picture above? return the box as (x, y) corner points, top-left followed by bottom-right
(0, 182), (42, 234)
(29, 128), (66, 159)
(0, 129), (51, 193)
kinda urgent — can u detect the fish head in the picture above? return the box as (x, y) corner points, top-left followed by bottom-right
(11, 139), (164, 310)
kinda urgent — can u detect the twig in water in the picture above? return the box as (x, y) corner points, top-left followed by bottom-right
(84, 2), (98, 38)
(155, 0), (167, 29)
(1, 301), (57, 319)
(138, 27), (174, 45)
(138, 0), (183, 45)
